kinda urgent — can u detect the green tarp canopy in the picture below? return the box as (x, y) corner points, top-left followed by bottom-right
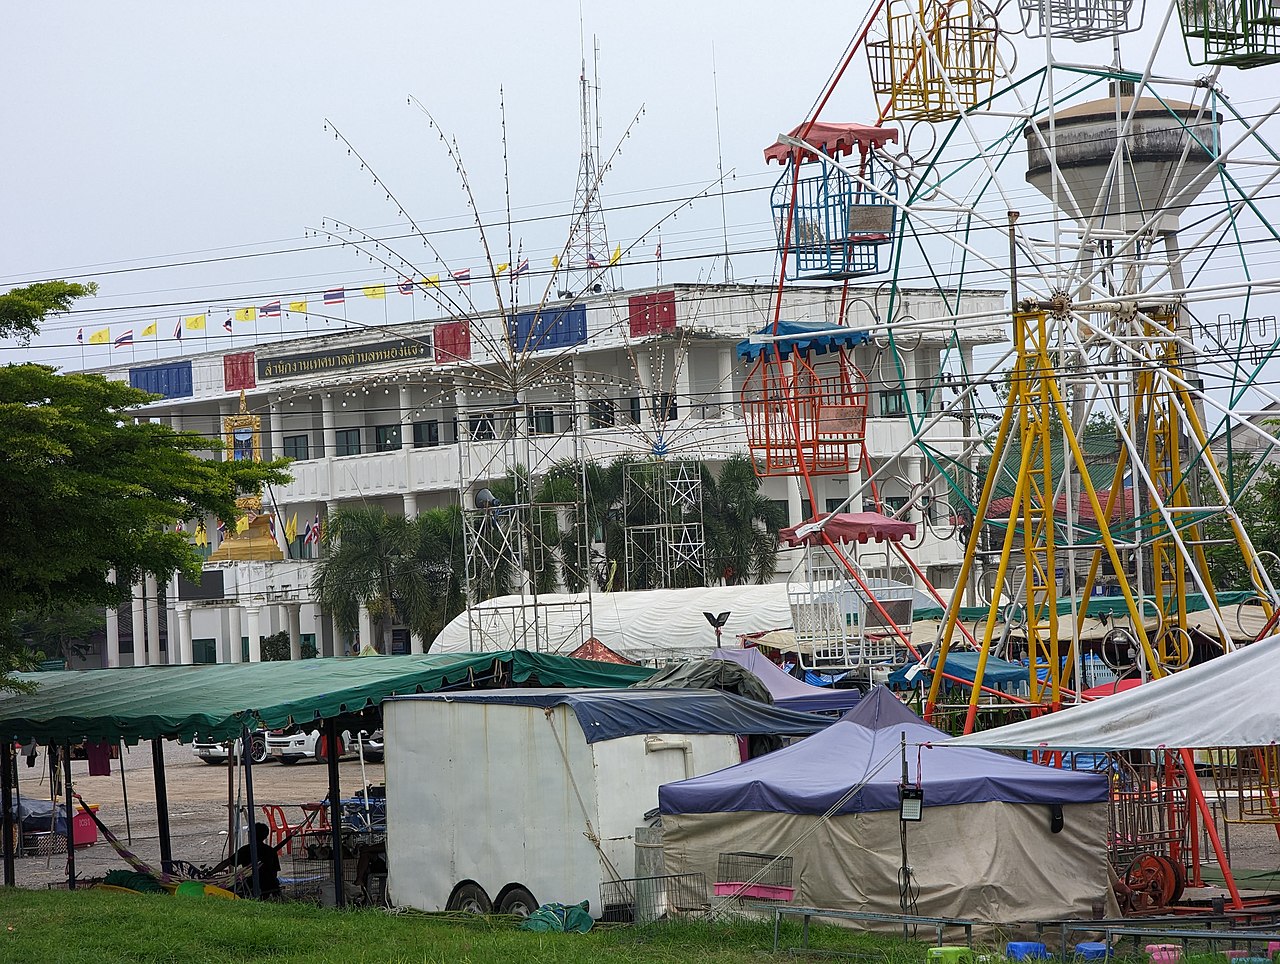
(0, 650), (657, 745)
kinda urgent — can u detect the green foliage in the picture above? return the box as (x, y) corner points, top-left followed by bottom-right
(0, 364), (290, 685)
(1202, 456), (1280, 592)
(0, 280), (98, 343)
(703, 454), (786, 585)
(9, 601), (106, 667)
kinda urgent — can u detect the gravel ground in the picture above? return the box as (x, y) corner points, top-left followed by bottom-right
(10, 739), (383, 889)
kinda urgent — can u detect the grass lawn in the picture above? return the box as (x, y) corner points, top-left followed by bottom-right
(0, 890), (938, 964)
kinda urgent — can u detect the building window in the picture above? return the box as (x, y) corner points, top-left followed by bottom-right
(801, 499), (813, 520)
(528, 407), (556, 435)
(651, 392), (678, 421)
(374, 425), (401, 452)
(879, 391), (907, 417)
(468, 413), (496, 441)
(335, 428), (361, 457)
(282, 434), (310, 461)
(826, 498), (845, 514)
(768, 499), (790, 528)
(588, 398), (615, 429)
(917, 390), (930, 414)
(626, 397), (642, 424)
(882, 496), (908, 515)
(413, 420), (440, 447)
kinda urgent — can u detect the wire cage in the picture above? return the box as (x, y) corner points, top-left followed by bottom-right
(1205, 746), (1280, 823)
(1178, 0), (1280, 66)
(788, 547), (915, 673)
(740, 333), (870, 479)
(714, 852), (796, 902)
(1018, 0), (1144, 40)
(771, 150), (898, 281)
(1108, 751), (1190, 913)
(600, 873), (710, 924)
(867, 0), (1000, 122)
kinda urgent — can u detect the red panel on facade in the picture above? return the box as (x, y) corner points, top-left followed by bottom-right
(435, 320), (472, 362)
(223, 351), (256, 391)
(628, 291), (677, 337)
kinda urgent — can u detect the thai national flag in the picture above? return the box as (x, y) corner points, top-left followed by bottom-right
(260, 301), (281, 318)
(587, 257), (601, 269)
(114, 330), (134, 348)
(76, 328), (84, 345)
(398, 278), (415, 295)
(304, 513), (322, 545)
(324, 287), (345, 306)
(223, 317), (234, 334)
(452, 268), (471, 286)
(217, 519), (227, 538)
(514, 259), (529, 276)
(173, 320), (183, 340)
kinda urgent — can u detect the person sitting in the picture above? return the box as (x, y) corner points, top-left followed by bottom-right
(212, 821), (282, 899)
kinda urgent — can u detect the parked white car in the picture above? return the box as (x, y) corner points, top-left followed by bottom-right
(266, 726), (354, 765)
(191, 731), (270, 766)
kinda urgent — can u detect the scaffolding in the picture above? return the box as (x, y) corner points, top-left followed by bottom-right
(622, 460), (709, 590)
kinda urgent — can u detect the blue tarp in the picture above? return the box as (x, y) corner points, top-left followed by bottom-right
(736, 320), (870, 361)
(710, 649), (862, 715)
(658, 687), (1108, 816)
(888, 650), (1027, 688)
(386, 687), (833, 744)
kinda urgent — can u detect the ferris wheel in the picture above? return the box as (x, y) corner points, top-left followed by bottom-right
(753, 0), (1280, 725)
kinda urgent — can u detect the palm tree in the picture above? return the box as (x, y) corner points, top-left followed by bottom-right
(401, 506), (466, 646)
(312, 506), (413, 653)
(703, 455), (786, 585)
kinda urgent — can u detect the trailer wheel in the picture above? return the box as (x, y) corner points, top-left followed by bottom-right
(446, 881), (493, 914)
(497, 886), (537, 917)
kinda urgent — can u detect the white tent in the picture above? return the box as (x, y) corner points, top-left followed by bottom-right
(430, 585), (793, 662)
(949, 635), (1280, 751)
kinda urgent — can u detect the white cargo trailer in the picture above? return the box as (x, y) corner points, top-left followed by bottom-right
(383, 688), (827, 917)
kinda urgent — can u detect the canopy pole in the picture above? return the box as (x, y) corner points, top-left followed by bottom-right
(325, 718), (345, 908)
(150, 740), (173, 874)
(62, 743), (75, 890)
(1, 737), (15, 886)
(118, 741), (132, 845)
(241, 725), (261, 899)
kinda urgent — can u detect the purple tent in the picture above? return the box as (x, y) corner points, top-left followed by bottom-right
(710, 648), (862, 715)
(659, 687), (1107, 816)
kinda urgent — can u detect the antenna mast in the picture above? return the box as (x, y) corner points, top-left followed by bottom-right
(564, 35), (615, 297)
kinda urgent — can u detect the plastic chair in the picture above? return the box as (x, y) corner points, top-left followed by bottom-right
(260, 805), (295, 855)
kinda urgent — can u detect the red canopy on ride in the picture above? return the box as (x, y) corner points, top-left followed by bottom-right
(780, 511), (916, 547)
(1081, 677), (1142, 699)
(764, 122), (898, 165)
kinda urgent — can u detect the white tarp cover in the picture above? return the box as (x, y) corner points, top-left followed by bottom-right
(948, 635), (1280, 751)
(431, 585), (794, 661)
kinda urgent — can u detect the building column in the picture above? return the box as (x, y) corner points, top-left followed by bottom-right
(399, 386), (414, 451)
(410, 632), (425, 656)
(246, 606), (263, 663)
(571, 356), (588, 434)
(674, 347), (691, 421)
(634, 351), (652, 429)
(318, 611), (336, 659)
(269, 396), (284, 461)
(105, 569), (120, 668)
(718, 345), (735, 417)
(145, 574), (163, 665)
(321, 394), (337, 459)
(357, 605), (375, 655)
(402, 492), (418, 518)
(131, 582), (147, 667)
(177, 604), (194, 665)
(228, 605), (244, 664)
(287, 603), (302, 661)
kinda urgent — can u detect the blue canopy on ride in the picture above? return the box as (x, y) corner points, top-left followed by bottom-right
(658, 686), (1108, 816)
(736, 320), (870, 361)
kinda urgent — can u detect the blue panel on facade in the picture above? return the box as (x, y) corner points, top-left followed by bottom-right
(509, 304), (587, 352)
(129, 361), (194, 399)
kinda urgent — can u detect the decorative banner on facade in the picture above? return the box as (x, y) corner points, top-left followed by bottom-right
(256, 337), (433, 381)
(224, 351), (256, 392)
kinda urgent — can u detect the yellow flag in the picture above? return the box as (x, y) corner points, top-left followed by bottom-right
(194, 522), (208, 548)
(236, 515), (250, 534)
(185, 314), (207, 331)
(551, 254), (560, 269)
(423, 275), (439, 288)
(288, 300), (308, 314)
(234, 307), (257, 322)
(88, 327), (110, 345)
(609, 244), (622, 266)
(362, 284), (386, 300)
(495, 263), (509, 275)
(285, 513), (298, 543)
(141, 321), (157, 337)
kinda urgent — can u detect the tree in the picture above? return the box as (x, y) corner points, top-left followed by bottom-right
(0, 281), (98, 343)
(8, 602), (106, 667)
(313, 506), (412, 653)
(702, 454), (785, 585)
(0, 283), (291, 687)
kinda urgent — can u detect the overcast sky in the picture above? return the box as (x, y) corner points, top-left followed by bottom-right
(3, 0), (1276, 416)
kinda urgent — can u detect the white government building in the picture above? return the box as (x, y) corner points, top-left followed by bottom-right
(85, 281), (1003, 667)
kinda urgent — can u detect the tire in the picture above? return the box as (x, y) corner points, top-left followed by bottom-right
(249, 735), (270, 766)
(496, 886), (537, 917)
(278, 756), (299, 766)
(446, 882), (493, 914)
